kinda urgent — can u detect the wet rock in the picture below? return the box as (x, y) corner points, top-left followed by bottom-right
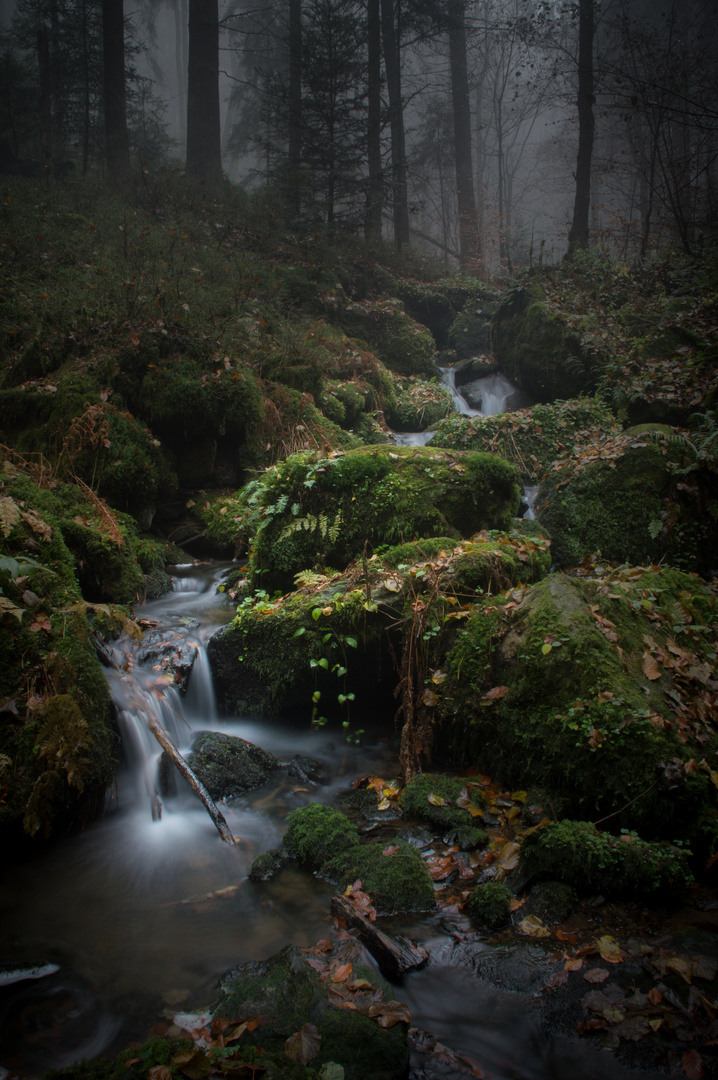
(213, 941), (409, 1080)
(521, 881), (578, 924)
(466, 882), (513, 930)
(248, 846), (286, 882)
(136, 625), (200, 689)
(185, 731), (280, 800)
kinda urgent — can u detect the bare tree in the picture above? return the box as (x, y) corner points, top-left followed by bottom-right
(186, 0), (223, 187)
(565, 0), (594, 258)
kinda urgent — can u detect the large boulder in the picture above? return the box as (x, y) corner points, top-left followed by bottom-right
(202, 446), (521, 593)
(536, 427), (718, 574)
(436, 566), (718, 845)
(431, 398), (619, 483)
(490, 285), (598, 402)
(212, 941), (410, 1080)
(208, 529), (550, 720)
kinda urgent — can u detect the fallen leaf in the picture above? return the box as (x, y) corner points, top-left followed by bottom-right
(597, 935), (624, 964)
(428, 793), (447, 806)
(367, 1000), (412, 1028)
(682, 1049), (705, 1080)
(642, 652), (661, 681)
(285, 1023), (321, 1065)
(583, 968), (610, 984)
(519, 915), (551, 938)
(332, 963), (352, 983)
(564, 957), (584, 972)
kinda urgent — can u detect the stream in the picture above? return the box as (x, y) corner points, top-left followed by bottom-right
(0, 369), (659, 1080)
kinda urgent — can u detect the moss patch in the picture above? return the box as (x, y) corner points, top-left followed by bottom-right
(323, 840), (436, 914)
(437, 567), (718, 843)
(466, 881), (512, 929)
(284, 803), (360, 871)
(519, 820), (693, 902)
(202, 446), (521, 593)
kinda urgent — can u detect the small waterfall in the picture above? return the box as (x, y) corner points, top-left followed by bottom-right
(393, 365), (536, 517)
(440, 367), (476, 416)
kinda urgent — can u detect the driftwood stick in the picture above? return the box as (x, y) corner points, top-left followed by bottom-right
(331, 895), (428, 979)
(148, 716), (236, 845)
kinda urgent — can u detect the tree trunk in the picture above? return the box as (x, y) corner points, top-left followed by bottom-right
(174, 0), (189, 156)
(186, 0), (223, 189)
(287, 0), (302, 213)
(566, 0), (594, 259)
(447, 0), (480, 271)
(38, 27), (52, 167)
(380, 0), (409, 250)
(102, 0), (130, 175)
(365, 0), (383, 240)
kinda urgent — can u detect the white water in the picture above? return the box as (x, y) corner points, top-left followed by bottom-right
(394, 365), (537, 516)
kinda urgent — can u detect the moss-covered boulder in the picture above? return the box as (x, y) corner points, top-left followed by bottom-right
(437, 566), (718, 843)
(385, 376), (455, 432)
(185, 731), (279, 799)
(431, 397), (619, 483)
(284, 803), (360, 870)
(465, 881), (512, 929)
(537, 429), (718, 574)
(323, 840), (436, 914)
(519, 820), (692, 902)
(400, 773), (488, 848)
(213, 942), (409, 1080)
(325, 296), (439, 377)
(207, 530), (548, 721)
(202, 446), (521, 593)
(490, 285), (599, 402)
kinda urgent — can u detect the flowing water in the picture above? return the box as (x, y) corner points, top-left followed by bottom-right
(0, 570), (667, 1080)
(0, 565), (398, 1077)
(0, 378), (631, 1080)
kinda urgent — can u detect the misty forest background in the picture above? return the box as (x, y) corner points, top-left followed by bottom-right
(1, 0), (716, 268)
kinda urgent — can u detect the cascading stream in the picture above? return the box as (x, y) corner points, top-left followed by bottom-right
(395, 366), (538, 518)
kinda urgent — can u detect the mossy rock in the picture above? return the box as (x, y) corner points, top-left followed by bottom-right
(185, 731), (280, 800)
(207, 580), (397, 718)
(490, 286), (599, 402)
(328, 297), (439, 377)
(519, 820), (692, 902)
(213, 943), (409, 1080)
(203, 446), (520, 593)
(284, 803), (360, 871)
(438, 568), (718, 843)
(385, 376), (455, 432)
(465, 881), (512, 929)
(400, 774), (486, 845)
(520, 881), (577, 924)
(431, 397), (619, 482)
(322, 840), (436, 914)
(537, 433), (718, 575)
(249, 846), (286, 882)
(448, 304), (494, 361)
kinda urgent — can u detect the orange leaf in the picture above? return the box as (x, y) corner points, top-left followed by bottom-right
(332, 963), (352, 983)
(642, 652), (661, 681)
(682, 1049), (705, 1080)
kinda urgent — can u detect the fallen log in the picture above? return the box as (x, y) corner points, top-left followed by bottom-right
(331, 895), (428, 979)
(148, 716), (236, 845)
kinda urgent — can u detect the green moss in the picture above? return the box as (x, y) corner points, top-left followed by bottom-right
(400, 774), (487, 845)
(213, 945), (408, 1080)
(385, 376), (455, 432)
(204, 446), (520, 592)
(465, 881), (512, 929)
(490, 286), (599, 401)
(538, 436), (718, 574)
(328, 297), (439, 377)
(431, 397), (619, 482)
(438, 569), (718, 841)
(249, 846), (286, 882)
(284, 803), (360, 871)
(519, 820), (693, 902)
(323, 840), (436, 914)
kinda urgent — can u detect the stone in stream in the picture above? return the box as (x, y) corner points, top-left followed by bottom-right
(175, 730), (327, 801)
